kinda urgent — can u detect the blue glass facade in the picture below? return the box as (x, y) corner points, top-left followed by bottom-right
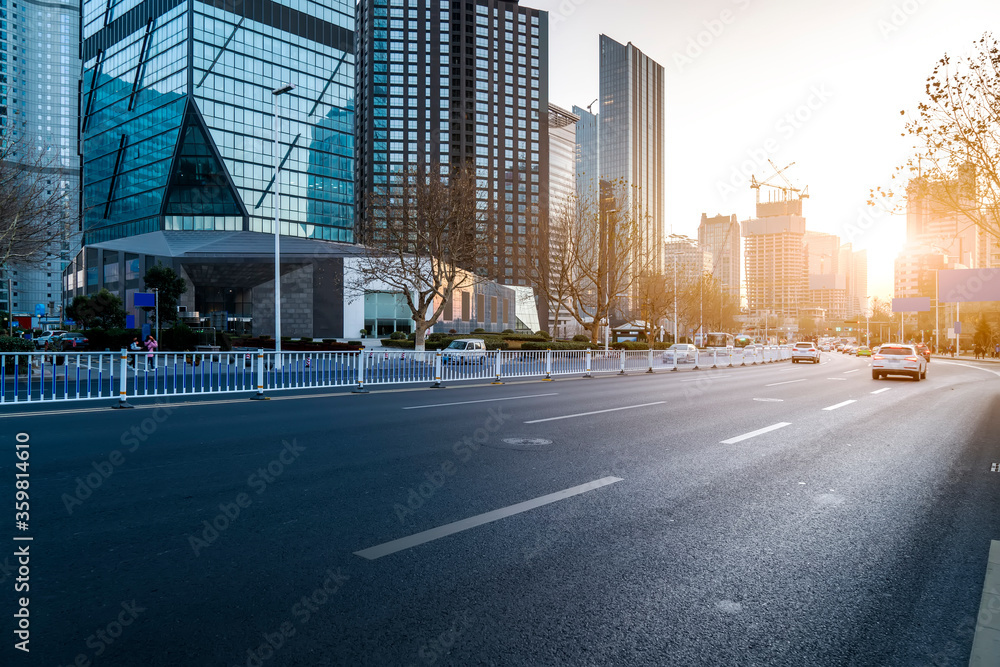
(80, 0), (355, 245)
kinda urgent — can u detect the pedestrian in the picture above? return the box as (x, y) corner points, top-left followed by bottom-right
(129, 337), (141, 367)
(144, 334), (158, 370)
(995, 342), (999, 359)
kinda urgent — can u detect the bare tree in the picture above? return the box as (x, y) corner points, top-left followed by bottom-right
(351, 163), (487, 351)
(633, 271), (673, 343)
(0, 126), (77, 268)
(524, 180), (650, 344)
(873, 32), (1000, 244)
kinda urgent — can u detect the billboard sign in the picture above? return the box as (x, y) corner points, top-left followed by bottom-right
(938, 268), (1000, 303)
(891, 297), (931, 313)
(133, 292), (155, 308)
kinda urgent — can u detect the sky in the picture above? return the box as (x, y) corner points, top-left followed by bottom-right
(525, 0), (997, 300)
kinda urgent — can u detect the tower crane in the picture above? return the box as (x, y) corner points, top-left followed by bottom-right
(750, 159), (809, 204)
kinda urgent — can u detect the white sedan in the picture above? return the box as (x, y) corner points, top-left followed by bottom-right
(662, 343), (698, 364)
(872, 343), (927, 381)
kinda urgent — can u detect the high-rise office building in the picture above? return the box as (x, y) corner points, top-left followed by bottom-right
(698, 213), (740, 299)
(548, 103), (577, 335)
(742, 212), (807, 323)
(599, 35), (663, 275)
(837, 242), (868, 319)
(355, 0), (550, 290)
(905, 168), (979, 268)
(2, 0), (81, 321)
(572, 103), (598, 208)
(79, 0), (354, 244)
(66, 0), (357, 337)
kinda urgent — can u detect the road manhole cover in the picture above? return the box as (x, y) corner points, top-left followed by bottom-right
(492, 437), (553, 450)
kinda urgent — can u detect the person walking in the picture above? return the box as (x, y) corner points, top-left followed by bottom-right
(144, 334), (158, 370)
(129, 337), (141, 368)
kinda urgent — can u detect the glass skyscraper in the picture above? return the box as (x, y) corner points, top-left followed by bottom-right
(1, 0), (81, 320)
(599, 34), (663, 275)
(355, 0), (549, 288)
(79, 0), (356, 244)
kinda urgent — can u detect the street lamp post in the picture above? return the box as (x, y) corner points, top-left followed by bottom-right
(272, 83), (294, 367)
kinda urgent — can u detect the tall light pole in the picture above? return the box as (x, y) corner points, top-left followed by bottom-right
(272, 83), (294, 365)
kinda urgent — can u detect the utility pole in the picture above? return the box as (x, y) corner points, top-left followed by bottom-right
(153, 288), (160, 344)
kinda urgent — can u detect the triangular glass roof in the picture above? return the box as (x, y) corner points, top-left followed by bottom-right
(162, 103), (244, 218)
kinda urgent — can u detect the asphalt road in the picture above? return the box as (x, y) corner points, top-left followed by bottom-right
(2, 352), (998, 666)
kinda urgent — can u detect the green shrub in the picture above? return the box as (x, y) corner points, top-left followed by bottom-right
(322, 339), (336, 344)
(346, 341), (362, 346)
(0, 336), (33, 352)
(380, 339), (415, 349)
(521, 341), (596, 351)
(300, 337), (313, 343)
(82, 328), (143, 351)
(280, 336), (292, 341)
(611, 341), (650, 350)
(572, 334), (590, 342)
(216, 331), (233, 351)
(535, 330), (551, 339)
(472, 327), (487, 334)
(161, 323), (198, 351)
(389, 331), (407, 340)
(501, 329), (515, 335)
(427, 332), (448, 342)
(259, 335), (271, 340)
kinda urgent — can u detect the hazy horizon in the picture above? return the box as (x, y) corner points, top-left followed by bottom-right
(527, 0), (997, 302)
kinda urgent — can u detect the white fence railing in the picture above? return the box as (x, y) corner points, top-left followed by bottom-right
(0, 346), (792, 406)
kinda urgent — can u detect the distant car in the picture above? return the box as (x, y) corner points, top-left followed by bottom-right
(819, 345), (831, 352)
(34, 330), (68, 348)
(662, 343), (698, 364)
(856, 346), (872, 357)
(55, 332), (89, 350)
(914, 343), (931, 362)
(872, 344), (927, 381)
(442, 338), (488, 364)
(791, 341), (819, 364)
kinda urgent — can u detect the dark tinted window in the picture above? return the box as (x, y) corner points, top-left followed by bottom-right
(879, 346), (913, 356)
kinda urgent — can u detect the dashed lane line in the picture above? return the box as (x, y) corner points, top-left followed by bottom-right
(721, 422), (791, 445)
(354, 476), (623, 560)
(524, 402), (665, 424)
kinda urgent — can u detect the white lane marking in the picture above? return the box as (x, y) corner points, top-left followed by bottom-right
(843, 369), (860, 374)
(823, 400), (857, 411)
(827, 378), (847, 381)
(721, 422), (791, 444)
(871, 388), (891, 395)
(764, 379), (806, 387)
(753, 398), (784, 402)
(354, 476), (623, 560)
(524, 401), (665, 424)
(935, 360), (1000, 378)
(403, 393), (557, 410)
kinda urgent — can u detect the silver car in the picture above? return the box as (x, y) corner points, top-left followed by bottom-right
(662, 343), (698, 364)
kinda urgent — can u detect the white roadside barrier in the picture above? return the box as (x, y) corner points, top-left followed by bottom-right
(0, 344), (792, 407)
